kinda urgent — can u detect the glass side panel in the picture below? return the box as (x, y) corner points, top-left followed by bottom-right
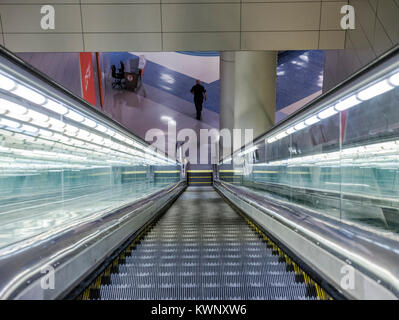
(340, 83), (399, 231)
(218, 60), (399, 238)
(0, 63), (180, 250)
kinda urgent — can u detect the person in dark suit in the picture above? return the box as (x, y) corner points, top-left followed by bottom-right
(190, 80), (207, 120)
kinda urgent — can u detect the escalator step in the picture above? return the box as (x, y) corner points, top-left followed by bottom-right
(93, 188), (316, 300)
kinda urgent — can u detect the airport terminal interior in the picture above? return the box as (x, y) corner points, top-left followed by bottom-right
(0, 1), (399, 301)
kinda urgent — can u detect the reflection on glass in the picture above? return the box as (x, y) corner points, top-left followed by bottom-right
(218, 67), (399, 236)
(0, 68), (180, 250)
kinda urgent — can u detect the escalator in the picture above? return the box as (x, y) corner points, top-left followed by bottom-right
(78, 187), (329, 300)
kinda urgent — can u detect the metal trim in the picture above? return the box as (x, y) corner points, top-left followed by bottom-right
(214, 180), (399, 298)
(0, 181), (186, 300)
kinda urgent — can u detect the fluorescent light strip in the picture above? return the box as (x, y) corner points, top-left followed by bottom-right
(27, 110), (49, 123)
(294, 121), (307, 131)
(266, 137), (276, 144)
(318, 106), (337, 119)
(276, 132), (288, 140)
(335, 95), (361, 111)
(0, 98), (28, 115)
(304, 115), (320, 126)
(82, 117), (97, 128)
(286, 127), (296, 135)
(95, 124), (108, 133)
(0, 118), (20, 128)
(357, 79), (394, 101)
(65, 110), (85, 122)
(48, 118), (66, 132)
(0, 74), (16, 91)
(0, 78), (175, 167)
(389, 72), (399, 86)
(21, 124), (38, 133)
(264, 70), (399, 146)
(262, 140), (399, 167)
(43, 100), (68, 115)
(12, 85), (46, 105)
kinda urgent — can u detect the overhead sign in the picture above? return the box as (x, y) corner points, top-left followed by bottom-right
(79, 52), (96, 106)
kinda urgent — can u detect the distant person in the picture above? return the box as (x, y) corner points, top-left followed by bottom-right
(138, 55), (146, 79)
(190, 80), (206, 120)
(137, 55), (147, 95)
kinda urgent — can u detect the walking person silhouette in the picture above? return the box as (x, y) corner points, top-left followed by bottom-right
(190, 80), (207, 120)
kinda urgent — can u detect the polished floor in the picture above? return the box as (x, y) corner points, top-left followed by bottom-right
(16, 51), (325, 141)
(103, 51), (220, 113)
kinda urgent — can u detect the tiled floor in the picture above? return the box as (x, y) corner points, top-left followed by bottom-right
(102, 79), (218, 164)
(276, 50), (324, 111)
(103, 52), (220, 113)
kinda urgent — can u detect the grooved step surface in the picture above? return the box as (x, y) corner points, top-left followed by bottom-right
(95, 187), (316, 300)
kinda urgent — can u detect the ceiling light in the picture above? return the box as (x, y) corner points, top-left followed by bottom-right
(96, 124), (108, 133)
(294, 122), (307, 131)
(65, 124), (79, 134)
(48, 118), (65, 132)
(43, 100), (68, 115)
(13, 85), (46, 105)
(335, 95), (361, 111)
(0, 74), (16, 91)
(39, 129), (53, 137)
(357, 79), (393, 101)
(107, 129), (116, 137)
(21, 124), (38, 133)
(266, 137), (276, 144)
(0, 118), (20, 128)
(318, 106), (337, 119)
(304, 115), (320, 126)
(276, 132), (287, 140)
(286, 127), (296, 135)
(389, 72), (399, 86)
(27, 110), (49, 123)
(83, 117), (97, 128)
(65, 110), (85, 122)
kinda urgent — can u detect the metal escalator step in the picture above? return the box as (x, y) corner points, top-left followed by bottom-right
(94, 189), (316, 300)
(98, 284), (311, 300)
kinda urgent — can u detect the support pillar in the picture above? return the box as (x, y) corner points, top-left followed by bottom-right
(234, 51), (277, 139)
(219, 51), (277, 155)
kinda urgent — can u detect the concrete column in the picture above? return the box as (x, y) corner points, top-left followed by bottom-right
(220, 52), (235, 133)
(219, 52), (236, 159)
(233, 51), (277, 139)
(219, 51), (277, 154)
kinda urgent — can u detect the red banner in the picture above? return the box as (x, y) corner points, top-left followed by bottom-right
(341, 110), (348, 143)
(79, 52), (96, 106)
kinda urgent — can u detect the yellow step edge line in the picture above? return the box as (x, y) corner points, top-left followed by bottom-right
(122, 171), (147, 175)
(189, 182), (212, 184)
(253, 171), (279, 174)
(187, 170), (213, 173)
(88, 172), (111, 176)
(189, 176), (212, 179)
(154, 170), (180, 173)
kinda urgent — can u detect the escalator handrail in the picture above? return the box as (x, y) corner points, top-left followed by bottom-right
(215, 179), (399, 299)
